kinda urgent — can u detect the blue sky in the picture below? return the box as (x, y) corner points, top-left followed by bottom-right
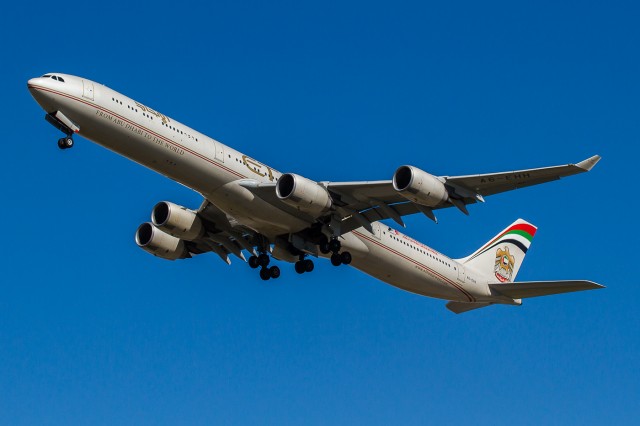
(2, 1), (638, 424)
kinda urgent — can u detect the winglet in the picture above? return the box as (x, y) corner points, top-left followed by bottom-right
(576, 155), (601, 171)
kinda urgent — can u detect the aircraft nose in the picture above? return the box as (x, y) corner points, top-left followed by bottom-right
(27, 76), (46, 86)
(27, 76), (47, 94)
(27, 76), (54, 110)
(27, 77), (39, 91)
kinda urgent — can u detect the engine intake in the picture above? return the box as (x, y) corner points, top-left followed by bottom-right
(392, 165), (449, 207)
(135, 222), (190, 260)
(151, 201), (204, 241)
(276, 173), (332, 218)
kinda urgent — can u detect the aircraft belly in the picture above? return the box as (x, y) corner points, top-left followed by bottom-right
(350, 233), (467, 301)
(64, 100), (232, 195)
(207, 182), (312, 237)
(58, 96), (311, 239)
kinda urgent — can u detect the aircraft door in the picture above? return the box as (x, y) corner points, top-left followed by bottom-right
(214, 141), (225, 163)
(457, 265), (466, 283)
(82, 80), (94, 100)
(371, 222), (382, 239)
(202, 139), (225, 163)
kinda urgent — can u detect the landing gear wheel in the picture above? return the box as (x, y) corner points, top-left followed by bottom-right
(319, 241), (331, 254)
(331, 253), (343, 266)
(341, 251), (352, 265)
(248, 255), (260, 269)
(328, 239), (341, 253)
(269, 265), (281, 279)
(58, 137), (74, 150)
(295, 261), (306, 274)
(304, 259), (314, 272)
(259, 267), (271, 281)
(258, 253), (270, 267)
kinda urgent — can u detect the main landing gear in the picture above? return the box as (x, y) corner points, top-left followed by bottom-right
(319, 238), (352, 267)
(248, 252), (280, 281)
(294, 256), (315, 274)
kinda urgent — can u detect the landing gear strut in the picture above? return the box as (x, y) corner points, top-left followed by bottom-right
(45, 113), (76, 150)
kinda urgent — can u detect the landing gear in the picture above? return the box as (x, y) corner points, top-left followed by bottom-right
(328, 239), (341, 253)
(259, 265), (280, 281)
(269, 265), (281, 279)
(319, 240), (331, 254)
(248, 255), (260, 269)
(259, 267), (270, 280)
(248, 253), (272, 269)
(257, 253), (270, 267)
(251, 246), (281, 281)
(326, 237), (352, 267)
(45, 113), (76, 150)
(295, 258), (314, 274)
(57, 136), (74, 150)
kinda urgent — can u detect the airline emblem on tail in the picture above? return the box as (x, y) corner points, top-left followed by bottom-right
(494, 247), (516, 282)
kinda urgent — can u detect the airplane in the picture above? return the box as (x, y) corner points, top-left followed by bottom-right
(27, 73), (604, 313)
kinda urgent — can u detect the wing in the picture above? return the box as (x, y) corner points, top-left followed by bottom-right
(240, 155), (600, 235)
(443, 155), (601, 197)
(184, 199), (261, 265)
(324, 155), (600, 231)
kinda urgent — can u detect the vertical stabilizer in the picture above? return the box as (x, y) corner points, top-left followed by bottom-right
(457, 219), (537, 282)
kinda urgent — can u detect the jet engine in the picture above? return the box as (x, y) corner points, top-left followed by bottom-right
(151, 201), (204, 241)
(276, 173), (332, 218)
(135, 222), (191, 260)
(392, 165), (449, 207)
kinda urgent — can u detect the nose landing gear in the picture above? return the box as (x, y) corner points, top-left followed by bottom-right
(45, 112), (77, 150)
(57, 136), (74, 150)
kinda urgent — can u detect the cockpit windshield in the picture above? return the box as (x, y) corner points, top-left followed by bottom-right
(40, 74), (65, 82)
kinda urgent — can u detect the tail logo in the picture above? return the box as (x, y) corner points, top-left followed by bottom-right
(494, 247), (516, 282)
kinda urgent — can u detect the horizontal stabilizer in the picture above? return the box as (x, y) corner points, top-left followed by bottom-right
(490, 280), (604, 299)
(446, 301), (492, 314)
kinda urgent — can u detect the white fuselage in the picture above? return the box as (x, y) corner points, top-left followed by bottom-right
(28, 73), (502, 304)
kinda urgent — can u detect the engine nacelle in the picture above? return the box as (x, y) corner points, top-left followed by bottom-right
(135, 222), (190, 260)
(276, 173), (332, 218)
(392, 165), (449, 207)
(151, 201), (204, 241)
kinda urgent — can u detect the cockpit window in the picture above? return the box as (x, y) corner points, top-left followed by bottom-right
(41, 75), (65, 82)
